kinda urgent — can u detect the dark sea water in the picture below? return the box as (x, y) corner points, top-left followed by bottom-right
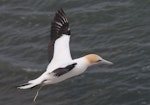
(0, 0), (150, 105)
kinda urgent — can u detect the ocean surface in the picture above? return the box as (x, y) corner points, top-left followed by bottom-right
(0, 0), (150, 105)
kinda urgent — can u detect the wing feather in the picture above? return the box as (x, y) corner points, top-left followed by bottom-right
(52, 63), (77, 77)
(48, 9), (71, 62)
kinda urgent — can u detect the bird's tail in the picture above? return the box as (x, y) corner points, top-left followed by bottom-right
(18, 78), (44, 102)
(18, 79), (40, 89)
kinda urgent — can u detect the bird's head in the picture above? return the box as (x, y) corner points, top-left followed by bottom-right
(85, 54), (113, 66)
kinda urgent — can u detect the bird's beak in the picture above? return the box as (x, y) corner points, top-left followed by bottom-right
(100, 59), (113, 65)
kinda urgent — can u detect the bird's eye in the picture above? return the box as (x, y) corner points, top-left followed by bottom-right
(97, 60), (101, 62)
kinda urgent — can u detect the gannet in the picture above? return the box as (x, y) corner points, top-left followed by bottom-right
(18, 9), (113, 101)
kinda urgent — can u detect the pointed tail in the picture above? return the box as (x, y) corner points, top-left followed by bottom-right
(18, 79), (40, 89)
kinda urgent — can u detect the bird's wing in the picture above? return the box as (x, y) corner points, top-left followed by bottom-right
(48, 9), (72, 63)
(52, 63), (77, 77)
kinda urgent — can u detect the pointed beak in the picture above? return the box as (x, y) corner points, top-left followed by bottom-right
(101, 59), (113, 65)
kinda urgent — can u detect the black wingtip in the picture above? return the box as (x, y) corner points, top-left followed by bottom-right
(51, 8), (71, 39)
(57, 8), (65, 13)
(54, 8), (67, 23)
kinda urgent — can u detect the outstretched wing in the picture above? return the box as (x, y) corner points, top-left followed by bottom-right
(48, 9), (71, 63)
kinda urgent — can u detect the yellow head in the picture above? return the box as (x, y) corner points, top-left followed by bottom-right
(85, 54), (113, 65)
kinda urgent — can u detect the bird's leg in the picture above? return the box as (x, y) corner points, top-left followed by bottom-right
(33, 86), (43, 102)
(33, 80), (46, 102)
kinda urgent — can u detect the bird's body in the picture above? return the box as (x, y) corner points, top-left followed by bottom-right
(18, 9), (113, 101)
(31, 57), (88, 85)
(19, 54), (93, 89)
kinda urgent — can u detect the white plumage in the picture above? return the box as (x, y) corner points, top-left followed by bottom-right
(18, 9), (113, 101)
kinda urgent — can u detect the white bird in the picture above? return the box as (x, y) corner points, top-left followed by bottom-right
(18, 8), (113, 101)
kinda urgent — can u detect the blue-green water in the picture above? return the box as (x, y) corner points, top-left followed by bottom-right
(0, 0), (150, 105)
